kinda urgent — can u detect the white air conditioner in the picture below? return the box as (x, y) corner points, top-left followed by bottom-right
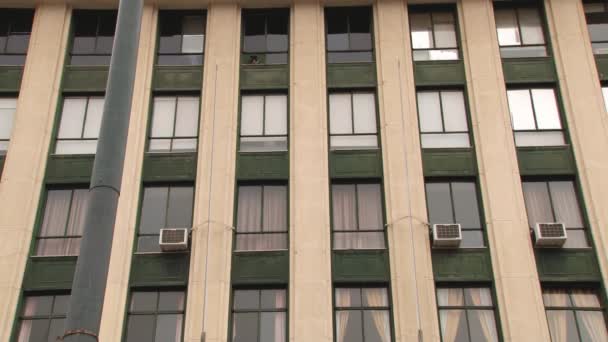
(533, 223), (567, 247)
(159, 228), (189, 252)
(432, 223), (462, 248)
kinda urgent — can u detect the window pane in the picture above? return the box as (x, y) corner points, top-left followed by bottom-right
(17, 319), (49, 342)
(500, 45), (547, 58)
(364, 310), (391, 342)
(531, 89), (561, 130)
(420, 133), (470, 148)
(357, 184), (383, 230)
(159, 291), (185, 311)
(83, 98), (104, 139)
(235, 232), (287, 251)
(417, 92), (442, 133)
(564, 229), (589, 248)
(137, 236), (160, 253)
(439, 309), (469, 342)
(548, 182), (583, 228)
(522, 182), (554, 227)
(352, 93), (377, 134)
(603, 88), (608, 112)
(414, 49), (459, 61)
(267, 13), (288, 52)
(577, 311), (608, 342)
(48, 318), (66, 342)
(58, 98), (87, 139)
(260, 312), (287, 342)
(240, 136), (287, 152)
(125, 315), (155, 342)
(337, 310), (364, 342)
(588, 23), (608, 43)
(332, 184), (357, 231)
(543, 288), (571, 307)
(326, 9), (349, 51)
(330, 135), (377, 149)
(425, 182), (454, 224)
(411, 13), (433, 49)
(546, 310), (581, 342)
(329, 94), (353, 134)
(237, 186), (262, 232)
(234, 290), (260, 309)
(262, 186), (287, 232)
(468, 310), (499, 342)
(55, 140), (98, 155)
(23, 296), (54, 316)
(465, 288), (493, 306)
(261, 289), (287, 309)
(0, 98), (16, 141)
(175, 96), (199, 137)
(514, 131), (565, 147)
(53, 295), (70, 315)
(149, 139), (172, 152)
(265, 95), (288, 135)
(434, 12), (457, 48)
(451, 182), (481, 229)
(155, 314), (183, 342)
(244, 14), (265, 53)
(139, 187), (169, 234)
(519, 8), (544, 45)
(437, 288), (464, 306)
(495, 9), (521, 46)
(461, 230), (484, 248)
(333, 231), (385, 250)
(172, 138), (197, 152)
(151, 97), (176, 138)
(40, 190), (71, 237)
(571, 289), (602, 308)
(362, 288), (389, 307)
(233, 312), (258, 342)
(507, 90), (535, 130)
(441, 91), (468, 132)
(130, 291), (158, 312)
(241, 96), (264, 136)
(167, 186), (194, 228)
(182, 15), (205, 53)
(66, 189), (88, 236)
(350, 8), (372, 51)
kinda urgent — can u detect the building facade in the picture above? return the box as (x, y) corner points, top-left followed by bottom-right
(0, 0), (607, 341)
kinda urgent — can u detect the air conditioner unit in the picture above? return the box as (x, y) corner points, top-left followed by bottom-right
(159, 228), (189, 252)
(533, 223), (567, 247)
(432, 223), (462, 248)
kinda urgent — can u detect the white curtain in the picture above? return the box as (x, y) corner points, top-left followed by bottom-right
(437, 289), (464, 342)
(364, 288), (391, 342)
(274, 291), (287, 342)
(38, 190), (71, 256)
(65, 189), (88, 255)
(16, 320), (31, 342)
(332, 185), (357, 249)
(571, 290), (608, 342)
(236, 186), (262, 251)
(468, 288), (498, 342)
(544, 289), (569, 342)
(549, 182), (583, 228)
(522, 182), (554, 227)
(335, 289), (352, 342)
(262, 186), (288, 250)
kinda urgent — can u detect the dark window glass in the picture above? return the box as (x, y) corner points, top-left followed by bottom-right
(0, 9), (34, 65)
(425, 181), (484, 248)
(70, 10), (117, 65)
(334, 287), (393, 342)
(231, 289), (287, 342)
(137, 185), (194, 252)
(494, 5), (547, 58)
(16, 295), (70, 342)
(125, 290), (185, 342)
(157, 11), (206, 65)
(242, 9), (289, 65)
(325, 7), (373, 63)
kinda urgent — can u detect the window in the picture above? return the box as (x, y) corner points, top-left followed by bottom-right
(417, 90), (470, 148)
(331, 182), (385, 250)
(494, 6), (547, 58)
(425, 181), (484, 248)
(325, 7), (373, 63)
(55, 96), (104, 155)
(158, 11), (205, 65)
(232, 289), (287, 342)
(235, 184), (288, 251)
(239, 94), (288, 152)
(242, 9), (289, 65)
(436, 287), (499, 342)
(125, 290), (185, 342)
(603, 86), (608, 112)
(329, 92), (378, 150)
(584, 2), (608, 55)
(334, 287), (393, 342)
(506, 88), (565, 147)
(34, 188), (88, 256)
(149, 96), (199, 153)
(137, 185), (194, 253)
(0, 97), (16, 153)
(0, 9), (33, 65)
(70, 10), (116, 65)
(543, 288), (608, 342)
(15, 294), (70, 342)
(409, 8), (459, 61)
(522, 180), (589, 248)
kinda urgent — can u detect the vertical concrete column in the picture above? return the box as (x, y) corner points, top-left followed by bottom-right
(458, 0), (550, 341)
(98, 5), (157, 341)
(0, 4), (71, 340)
(544, 0), (608, 290)
(184, 3), (240, 342)
(374, 1), (440, 341)
(290, 1), (333, 342)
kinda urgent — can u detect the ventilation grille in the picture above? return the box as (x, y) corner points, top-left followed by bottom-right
(432, 223), (462, 248)
(159, 228), (189, 252)
(534, 223), (567, 247)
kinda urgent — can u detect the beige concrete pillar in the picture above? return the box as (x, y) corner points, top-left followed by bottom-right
(98, 5), (157, 341)
(184, 3), (240, 342)
(290, 1), (333, 342)
(0, 5), (71, 341)
(374, 1), (440, 341)
(544, 0), (608, 292)
(458, 0), (550, 341)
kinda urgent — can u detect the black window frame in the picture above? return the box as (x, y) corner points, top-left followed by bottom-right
(230, 287), (289, 342)
(0, 95), (18, 154)
(124, 288), (187, 342)
(15, 293), (70, 342)
(0, 8), (34, 66)
(241, 8), (290, 66)
(324, 6), (375, 64)
(493, 1), (549, 59)
(408, 5), (461, 61)
(69, 10), (117, 66)
(327, 89), (380, 151)
(238, 91), (289, 153)
(146, 92), (201, 153)
(156, 10), (206, 66)
(54, 94), (106, 155)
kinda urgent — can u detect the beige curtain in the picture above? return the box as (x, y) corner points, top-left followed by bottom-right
(544, 289), (569, 342)
(522, 182), (554, 228)
(262, 186), (288, 251)
(16, 321), (31, 342)
(364, 288), (391, 342)
(335, 289), (352, 342)
(38, 190), (72, 256)
(571, 290), (608, 342)
(65, 189), (88, 255)
(274, 291), (287, 342)
(236, 186), (262, 251)
(468, 288), (498, 342)
(437, 289), (464, 342)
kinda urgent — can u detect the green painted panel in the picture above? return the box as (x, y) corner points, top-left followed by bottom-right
(236, 152), (289, 180)
(330, 150), (382, 178)
(502, 57), (556, 84)
(130, 253), (190, 287)
(517, 146), (576, 176)
(23, 257), (77, 291)
(595, 55), (608, 81)
(62, 66), (109, 92)
(536, 250), (601, 282)
(422, 149), (477, 177)
(153, 65), (203, 91)
(414, 61), (466, 86)
(327, 63), (377, 88)
(232, 251), (289, 285)
(45, 155), (94, 184)
(0, 66), (23, 92)
(333, 250), (389, 282)
(142, 153), (197, 182)
(240, 65), (289, 90)
(432, 250), (493, 282)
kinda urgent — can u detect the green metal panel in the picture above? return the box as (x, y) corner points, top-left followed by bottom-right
(231, 251), (289, 285)
(517, 146), (576, 176)
(536, 250), (601, 282)
(432, 250), (493, 282)
(45, 155), (95, 184)
(332, 250), (390, 282)
(0, 66), (23, 92)
(502, 57), (556, 84)
(236, 152), (289, 180)
(329, 150), (383, 178)
(595, 55), (608, 81)
(327, 63), (377, 88)
(240, 65), (289, 90)
(142, 153), (197, 182)
(422, 149), (477, 177)
(130, 253), (190, 287)
(153, 65), (203, 91)
(414, 60), (466, 86)
(23, 257), (77, 291)
(62, 65), (109, 92)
